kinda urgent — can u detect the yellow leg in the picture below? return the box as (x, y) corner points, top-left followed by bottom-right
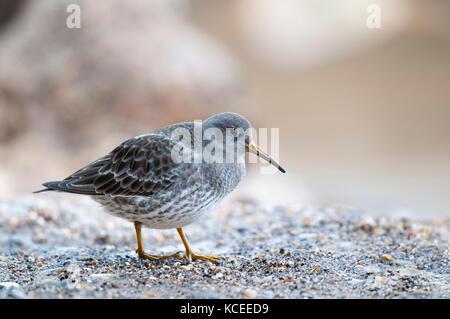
(134, 222), (181, 260)
(177, 228), (221, 265)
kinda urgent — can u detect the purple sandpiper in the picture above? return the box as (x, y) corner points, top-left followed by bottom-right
(36, 112), (285, 264)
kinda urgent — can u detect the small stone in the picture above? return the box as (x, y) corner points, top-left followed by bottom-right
(0, 284), (28, 299)
(349, 279), (364, 286)
(211, 273), (223, 280)
(0, 282), (20, 289)
(90, 273), (113, 280)
(242, 289), (257, 298)
(375, 276), (389, 285)
(180, 264), (194, 271)
(363, 265), (382, 275)
(381, 254), (394, 261)
(8, 287), (28, 299)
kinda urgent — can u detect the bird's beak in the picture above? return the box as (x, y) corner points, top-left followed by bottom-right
(247, 140), (286, 173)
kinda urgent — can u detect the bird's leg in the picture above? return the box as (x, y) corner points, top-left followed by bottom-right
(176, 228), (221, 265)
(134, 222), (181, 260)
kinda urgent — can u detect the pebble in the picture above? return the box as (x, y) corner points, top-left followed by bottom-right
(381, 254), (394, 261)
(242, 289), (257, 298)
(0, 198), (448, 299)
(180, 264), (194, 271)
(211, 273), (224, 280)
(374, 276), (390, 285)
(363, 265), (383, 275)
(0, 282), (27, 299)
(0, 282), (21, 289)
(398, 268), (422, 278)
(90, 273), (114, 280)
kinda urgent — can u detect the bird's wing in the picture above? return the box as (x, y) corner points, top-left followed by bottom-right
(42, 134), (181, 196)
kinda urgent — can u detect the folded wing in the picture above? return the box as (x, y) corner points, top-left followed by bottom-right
(40, 134), (180, 196)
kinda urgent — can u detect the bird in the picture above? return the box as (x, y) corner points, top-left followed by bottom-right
(35, 112), (286, 264)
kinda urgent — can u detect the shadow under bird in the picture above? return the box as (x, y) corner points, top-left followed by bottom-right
(36, 112), (286, 264)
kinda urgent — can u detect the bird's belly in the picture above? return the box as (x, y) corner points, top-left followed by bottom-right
(92, 190), (221, 229)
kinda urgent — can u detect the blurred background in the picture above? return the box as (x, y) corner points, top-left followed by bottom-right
(0, 0), (449, 219)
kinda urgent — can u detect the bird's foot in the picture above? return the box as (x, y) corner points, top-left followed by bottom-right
(184, 251), (221, 265)
(136, 249), (182, 261)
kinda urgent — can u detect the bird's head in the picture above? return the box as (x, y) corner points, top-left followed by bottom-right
(202, 112), (286, 173)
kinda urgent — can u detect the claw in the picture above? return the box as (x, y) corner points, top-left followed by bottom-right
(176, 227), (221, 265)
(136, 249), (182, 261)
(134, 223), (221, 266)
(185, 251), (221, 265)
(183, 250), (220, 265)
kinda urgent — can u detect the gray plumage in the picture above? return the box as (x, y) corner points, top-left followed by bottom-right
(37, 112), (253, 229)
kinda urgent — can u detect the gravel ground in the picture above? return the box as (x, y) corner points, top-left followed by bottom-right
(0, 195), (448, 299)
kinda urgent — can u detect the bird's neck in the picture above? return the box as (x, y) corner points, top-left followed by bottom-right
(203, 161), (246, 197)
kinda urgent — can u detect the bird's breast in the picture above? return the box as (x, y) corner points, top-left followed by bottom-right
(203, 162), (246, 198)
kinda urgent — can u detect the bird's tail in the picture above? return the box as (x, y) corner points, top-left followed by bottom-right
(33, 188), (52, 194)
(33, 181), (62, 194)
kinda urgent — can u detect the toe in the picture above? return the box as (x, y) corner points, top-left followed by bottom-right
(189, 253), (221, 265)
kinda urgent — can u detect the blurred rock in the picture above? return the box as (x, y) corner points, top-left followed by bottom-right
(0, 0), (27, 32)
(0, 0), (240, 143)
(0, 282), (28, 299)
(0, 87), (28, 143)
